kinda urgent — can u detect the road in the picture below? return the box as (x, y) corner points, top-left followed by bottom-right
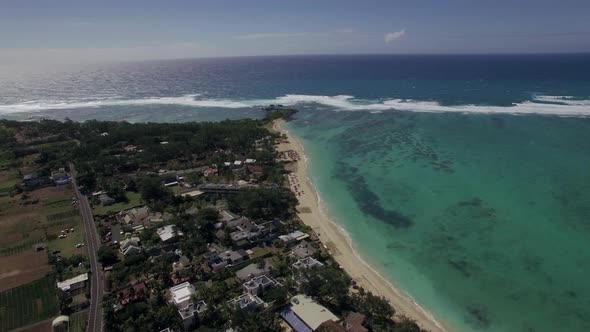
(70, 163), (103, 332)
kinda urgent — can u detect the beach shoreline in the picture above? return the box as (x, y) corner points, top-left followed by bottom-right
(273, 119), (447, 332)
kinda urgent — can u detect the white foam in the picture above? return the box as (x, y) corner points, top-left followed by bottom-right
(0, 94), (252, 114)
(1, 93), (589, 117)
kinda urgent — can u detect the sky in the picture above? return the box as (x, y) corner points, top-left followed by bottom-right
(1, 0), (589, 64)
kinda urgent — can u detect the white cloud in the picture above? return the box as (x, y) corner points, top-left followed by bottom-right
(234, 32), (311, 40)
(384, 29), (406, 44)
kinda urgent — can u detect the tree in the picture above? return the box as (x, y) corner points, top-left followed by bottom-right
(138, 176), (170, 202)
(229, 309), (282, 332)
(97, 245), (118, 266)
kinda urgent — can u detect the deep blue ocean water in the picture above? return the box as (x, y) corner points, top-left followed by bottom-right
(2, 55), (590, 331)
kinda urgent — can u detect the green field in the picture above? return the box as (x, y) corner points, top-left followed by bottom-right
(69, 310), (88, 332)
(92, 191), (143, 216)
(0, 276), (59, 332)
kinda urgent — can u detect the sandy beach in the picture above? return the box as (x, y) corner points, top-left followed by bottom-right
(273, 119), (446, 332)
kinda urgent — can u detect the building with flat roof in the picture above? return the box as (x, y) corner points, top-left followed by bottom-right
(227, 293), (264, 310)
(170, 282), (196, 308)
(243, 275), (278, 296)
(289, 295), (339, 331)
(178, 300), (207, 331)
(56, 273), (88, 294)
(279, 230), (309, 244)
(293, 257), (324, 270)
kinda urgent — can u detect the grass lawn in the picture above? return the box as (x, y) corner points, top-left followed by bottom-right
(0, 176), (17, 195)
(93, 191), (143, 216)
(69, 310), (88, 332)
(47, 219), (86, 257)
(0, 276), (59, 332)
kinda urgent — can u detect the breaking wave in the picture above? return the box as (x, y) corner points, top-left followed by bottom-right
(1, 93), (589, 117)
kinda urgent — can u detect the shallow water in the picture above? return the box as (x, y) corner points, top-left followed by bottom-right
(287, 110), (590, 332)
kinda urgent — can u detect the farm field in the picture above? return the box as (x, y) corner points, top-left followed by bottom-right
(0, 276), (59, 332)
(0, 250), (50, 292)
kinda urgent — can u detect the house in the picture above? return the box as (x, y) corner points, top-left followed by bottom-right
(123, 144), (137, 153)
(219, 210), (239, 223)
(51, 168), (72, 185)
(291, 241), (317, 259)
(245, 159), (256, 164)
(235, 262), (270, 281)
(243, 275), (277, 296)
(121, 206), (150, 224)
(279, 230), (309, 244)
(289, 295), (339, 331)
(233, 160), (243, 167)
(22, 173), (40, 187)
(293, 257), (324, 270)
(157, 225), (184, 242)
(344, 312), (368, 332)
(172, 255), (191, 272)
(227, 293), (264, 310)
(100, 132), (109, 136)
(218, 249), (247, 265)
(98, 194), (115, 206)
(178, 300), (207, 331)
(120, 237), (141, 257)
(119, 281), (148, 306)
(226, 216), (254, 230)
(57, 273), (88, 294)
(203, 167), (218, 177)
(246, 165), (264, 177)
(170, 282), (205, 331)
(318, 320), (347, 332)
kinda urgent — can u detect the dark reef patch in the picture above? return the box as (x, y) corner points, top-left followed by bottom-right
(336, 163), (413, 228)
(465, 303), (492, 329)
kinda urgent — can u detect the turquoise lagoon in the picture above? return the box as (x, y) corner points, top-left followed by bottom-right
(286, 110), (590, 332)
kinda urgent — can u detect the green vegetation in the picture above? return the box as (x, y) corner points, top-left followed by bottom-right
(93, 191), (142, 216)
(0, 276), (59, 332)
(69, 309), (89, 332)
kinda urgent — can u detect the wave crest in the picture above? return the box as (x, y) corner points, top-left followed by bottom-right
(1, 93), (589, 117)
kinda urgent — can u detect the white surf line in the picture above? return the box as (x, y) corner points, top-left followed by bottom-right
(1, 94), (589, 117)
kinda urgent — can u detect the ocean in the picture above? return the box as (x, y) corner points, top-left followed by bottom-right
(2, 54), (590, 331)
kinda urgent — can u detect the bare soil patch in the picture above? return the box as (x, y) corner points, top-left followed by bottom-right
(0, 250), (50, 292)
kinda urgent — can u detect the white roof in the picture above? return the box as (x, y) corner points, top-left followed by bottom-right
(224, 162), (231, 166)
(279, 230), (309, 242)
(245, 159), (256, 164)
(290, 295), (338, 330)
(157, 225), (184, 242)
(170, 282), (196, 308)
(56, 273), (88, 291)
(181, 190), (204, 197)
(234, 160), (242, 165)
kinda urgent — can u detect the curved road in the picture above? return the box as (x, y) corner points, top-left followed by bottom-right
(70, 163), (103, 332)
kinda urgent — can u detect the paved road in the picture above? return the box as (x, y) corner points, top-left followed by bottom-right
(70, 163), (103, 332)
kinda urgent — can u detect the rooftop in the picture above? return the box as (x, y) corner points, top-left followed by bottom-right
(227, 293), (264, 310)
(170, 282), (196, 308)
(290, 294), (339, 330)
(56, 273), (88, 291)
(157, 225), (184, 242)
(293, 257), (324, 270)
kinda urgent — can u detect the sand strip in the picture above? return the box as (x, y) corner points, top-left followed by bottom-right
(273, 119), (446, 332)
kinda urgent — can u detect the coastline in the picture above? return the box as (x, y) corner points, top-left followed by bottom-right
(273, 119), (446, 332)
